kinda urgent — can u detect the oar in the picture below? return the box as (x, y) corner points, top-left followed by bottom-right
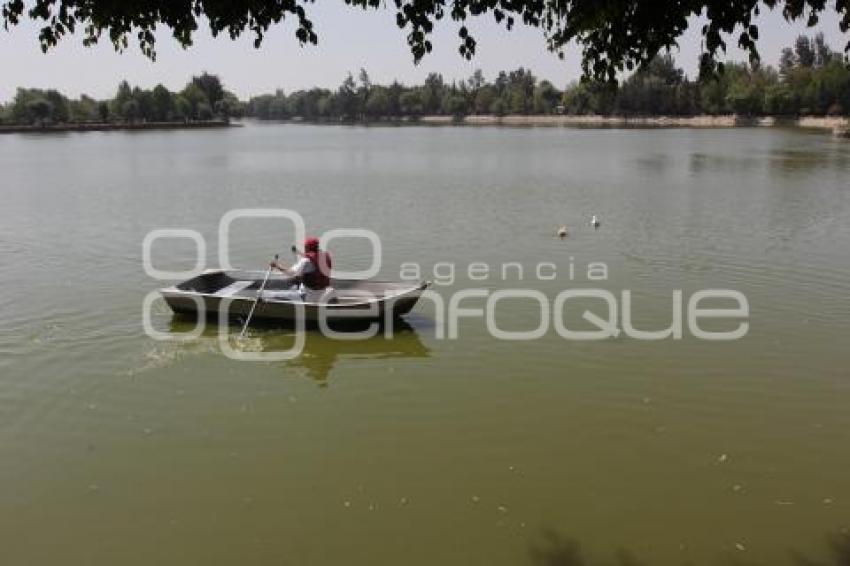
(239, 254), (278, 339)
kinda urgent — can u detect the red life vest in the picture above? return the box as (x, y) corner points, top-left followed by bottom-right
(302, 250), (332, 290)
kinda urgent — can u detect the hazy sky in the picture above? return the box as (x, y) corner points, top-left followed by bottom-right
(0, 4), (847, 102)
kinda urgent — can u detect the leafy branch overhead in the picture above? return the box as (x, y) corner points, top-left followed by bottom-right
(2, 0), (849, 80)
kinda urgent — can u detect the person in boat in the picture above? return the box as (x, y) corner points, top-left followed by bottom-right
(264, 237), (334, 302)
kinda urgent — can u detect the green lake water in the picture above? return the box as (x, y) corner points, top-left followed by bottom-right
(1, 123), (849, 565)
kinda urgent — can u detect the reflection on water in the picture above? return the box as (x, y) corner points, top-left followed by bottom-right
(793, 532), (850, 566)
(689, 150), (763, 175)
(528, 530), (850, 566)
(529, 530), (589, 566)
(286, 319), (430, 383)
(689, 134), (850, 177)
(168, 314), (431, 383)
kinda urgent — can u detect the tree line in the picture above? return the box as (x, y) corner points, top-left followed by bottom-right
(246, 34), (849, 121)
(245, 67), (563, 120)
(0, 73), (242, 126)
(2, 34), (849, 127)
(564, 34), (850, 117)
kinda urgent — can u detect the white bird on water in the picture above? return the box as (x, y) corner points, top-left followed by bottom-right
(591, 215), (600, 228)
(556, 226), (568, 238)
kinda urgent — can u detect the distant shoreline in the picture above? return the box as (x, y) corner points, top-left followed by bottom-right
(3, 115), (848, 137)
(0, 120), (238, 134)
(418, 114), (850, 132)
(253, 114), (850, 136)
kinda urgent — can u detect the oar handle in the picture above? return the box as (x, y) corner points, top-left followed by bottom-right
(239, 253), (279, 338)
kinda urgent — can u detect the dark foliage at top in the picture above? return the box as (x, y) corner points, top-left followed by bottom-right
(2, 0), (849, 80)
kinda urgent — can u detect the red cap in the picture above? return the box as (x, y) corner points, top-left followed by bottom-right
(304, 237), (320, 252)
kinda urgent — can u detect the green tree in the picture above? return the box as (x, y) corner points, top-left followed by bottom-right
(173, 95), (191, 121)
(645, 53), (684, 84)
(615, 54), (690, 116)
(151, 84), (174, 121)
(399, 90), (423, 116)
(764, 83), (794, 115)
(336, 73), (359, 120)
(698, 75), (730, 115)
(813, 32), (835, 67)
(221, 92), (244, 118)
(795, 35), (816, 68)
(10, 89), (54, 124)
(444, 95), (468, 120)
(533, 80), (559, 114)
(508, 88), (527, 114)
(181, 82), (209, 120)
(779, 47), (796, 78)
(503, 68), (535, 114)
(816, 59), (850, 114)
(214, 99), (231, 120)
(98, 101), (110, 122)
(582, 81), (617, 115)
(248, 94), (274, 119)
(121, 99), (140, 123)
(467, 69), (485, 92)
(44, 89), (69, 122)
(562, 82), (592, 114)
(133, 87), (155, 121)
(197, 102), (213, 120)
(726, 79), (762, 115)
(317, 94), (335, 117)
(386, 81), (404, 117)
(111, 80), (133, 118)
(268, 92), (288, 119)
(69, 95), (99, 122)
(490, 98), (507, 117)
(474, 86), (495, 114)
(358, 67), (372, 110)
(29, 98), (52, 125)
(190, 73), (225, 109)
(421, 73), (445, 114)
(365, 87), (389, 119)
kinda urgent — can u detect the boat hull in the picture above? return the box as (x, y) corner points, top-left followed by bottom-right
(159, 270), (429, 325)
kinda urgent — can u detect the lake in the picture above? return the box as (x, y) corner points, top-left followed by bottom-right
(1, 122), (849, 565)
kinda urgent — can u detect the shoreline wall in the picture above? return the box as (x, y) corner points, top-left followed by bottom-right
(3, 115), (848, 134)
(419, 114), (850, 130)
(0, 120), (236, 134)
